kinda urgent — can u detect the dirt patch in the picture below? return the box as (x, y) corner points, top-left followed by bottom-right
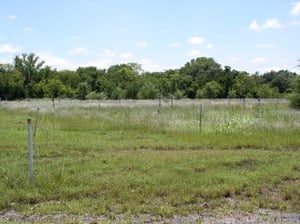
(1, 209), (300, 223)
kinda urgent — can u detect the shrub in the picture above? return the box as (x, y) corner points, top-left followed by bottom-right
(86, 91), (108, 100)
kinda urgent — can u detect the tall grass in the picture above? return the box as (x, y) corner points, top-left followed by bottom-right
(0, 99), (299, 217)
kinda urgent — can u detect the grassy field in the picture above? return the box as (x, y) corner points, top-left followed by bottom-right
(0, 99), (300, 219)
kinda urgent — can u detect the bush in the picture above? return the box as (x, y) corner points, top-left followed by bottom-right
(290, 94), (300, 109)
(86, 91), (108, 100)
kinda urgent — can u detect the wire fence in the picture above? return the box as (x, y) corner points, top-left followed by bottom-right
(0, 98), (289, 112)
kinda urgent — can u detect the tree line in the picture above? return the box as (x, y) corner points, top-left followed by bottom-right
(0, 53), (299, 103)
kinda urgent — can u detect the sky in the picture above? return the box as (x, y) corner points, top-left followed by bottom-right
(0, 0), (300, 74)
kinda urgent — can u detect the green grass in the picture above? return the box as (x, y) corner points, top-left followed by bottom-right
(0, 99), (300, 218)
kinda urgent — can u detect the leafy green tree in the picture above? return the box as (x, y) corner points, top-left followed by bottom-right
(219, 66), (239, 97)
(126, 62), (143, 74)
(164, 71), (188, 99)
(231, 72), (256, 98)
(54, 70), (80, 89)
(0, 64), (25, 100)
(256, 84), (279, 98)
(263, 70), (297, 94)
(169, 73), (180, 94)
(228, 88), (237, 98)
(196, 81), (223, 98)
(111, 87), (125, 99)
(262, 70), (277, 83)
(76, 66), (105, 91)
(38, 66), (52, 81)
(76, 82), (90, 100)
(95, 76), (116, 98)
(105, 64), (139, 99)
(180, 57), (222, 82)
(137, 82), (159, 99)
(180, 57), (223, 98)
(137, 76), (159, 99)
(271, 70), (296, 94)
(4, 53), (297, 101)
(125, 79), (141, 99)
(106, 64), (137, 88)
(146, 71), (171, 96)
(290, 76), (300, 109)
(32, 80), (48, 98)
(14, 53), (45, 86)
(47, 79), (66, 99)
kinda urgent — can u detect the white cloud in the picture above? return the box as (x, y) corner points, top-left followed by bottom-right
(38, 52), (78, 70)
(206, 44), (214, 49)
(249, 20), (260, 31)
(249, 19), (282, 32)
(8, 15), (17, 20)
(0, 43), (20, 53)
(69, 47), (90, 55)
(188, 36), (205, 45)
(256, 44), (278, 49)
(251, 57), (268, 63)
(120, 52), (133, 59)
(137, 41), (147, 48)
(84, 49), (117, 68)
(264, 19), (282, 29)
(140, 58), (162, 72)
(170, 42), (179, 48)
(83, 58), (114, 69)
(291, 2), (300, 15)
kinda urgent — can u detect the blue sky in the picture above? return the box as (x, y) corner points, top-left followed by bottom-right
(0, 0), (300, 73)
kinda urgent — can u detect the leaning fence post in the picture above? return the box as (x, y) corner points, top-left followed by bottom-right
(27, 119), (34, 183)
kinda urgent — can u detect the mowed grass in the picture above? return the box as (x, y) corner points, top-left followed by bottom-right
(0, 99), (300, 217)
